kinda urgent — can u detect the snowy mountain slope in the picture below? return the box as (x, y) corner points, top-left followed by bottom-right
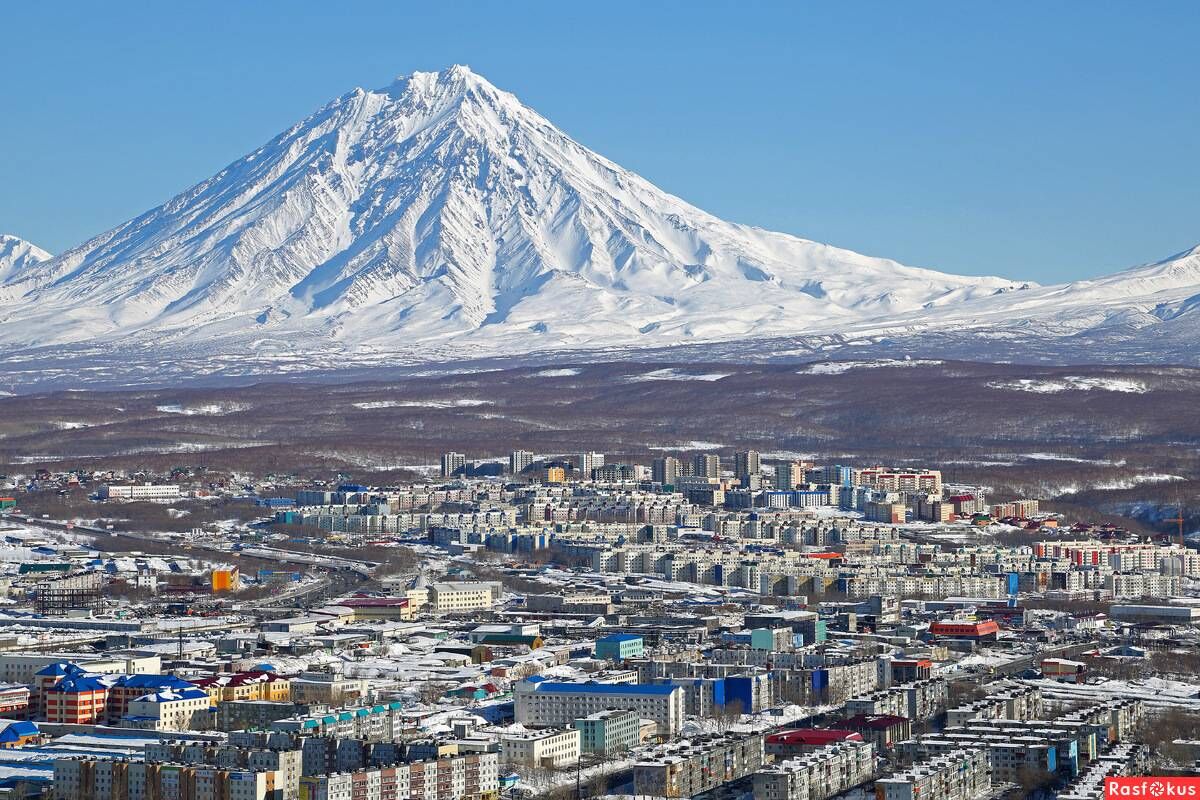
(0, 66), (1023, 358)
(0, 235), (51, 284)
(825, 242), (1200, 341)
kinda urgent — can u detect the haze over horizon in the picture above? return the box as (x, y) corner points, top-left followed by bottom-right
(3, 2), (1200, 284)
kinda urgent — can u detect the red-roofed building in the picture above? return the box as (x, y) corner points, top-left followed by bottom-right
(929, 619), (999, 640)
(765, 728), (862, 758)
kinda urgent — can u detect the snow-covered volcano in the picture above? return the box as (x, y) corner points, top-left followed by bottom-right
(0, 66), (1022, 358)
(1, 65), (1197, 382)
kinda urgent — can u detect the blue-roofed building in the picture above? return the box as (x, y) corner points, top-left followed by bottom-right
(45, 673), (116, 724)
(124, 687), (211, 731)
(109, 674), (200, 723)
(515, 679), (684, 736)
(34, 662), (83, 679)
(594, 633), (643, 661)
(0, 720), (40, 748)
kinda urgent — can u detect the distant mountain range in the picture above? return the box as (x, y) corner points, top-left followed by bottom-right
(1, 65), (1197, 387)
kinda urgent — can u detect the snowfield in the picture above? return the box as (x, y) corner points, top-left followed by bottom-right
(798, 358), (943, 374)
(156, 402), (250, 415)
(625, 369), (731, 382)
(351, 399), (492, 410)
(532, 368), (581, 377)
(988, 376), (1149, 394)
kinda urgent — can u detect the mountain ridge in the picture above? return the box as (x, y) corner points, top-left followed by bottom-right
(0, 65), (1196, 381)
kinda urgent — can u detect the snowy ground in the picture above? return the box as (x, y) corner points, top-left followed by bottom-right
(625, 369), (731, 382)
(798, 358), (942, 375)
(987, 376), (1148, 394)
(1034, 676), (1200, 712)
(351, 399), (492, 409)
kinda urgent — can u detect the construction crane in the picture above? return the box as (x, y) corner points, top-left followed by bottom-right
(1165, 505), (1186, 546)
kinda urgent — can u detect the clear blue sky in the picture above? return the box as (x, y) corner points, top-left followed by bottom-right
(3, 2), (1198, 283)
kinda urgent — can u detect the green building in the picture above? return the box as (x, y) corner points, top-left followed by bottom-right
(594, 633), (644, 661)
(573, 708), (639, 755)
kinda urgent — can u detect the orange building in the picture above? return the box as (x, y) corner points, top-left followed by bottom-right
(210, 567), (240, 592)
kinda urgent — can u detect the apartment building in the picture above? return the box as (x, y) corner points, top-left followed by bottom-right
(441, 452), (466, 478)
(734, 450), (760, 482)
(692, 454), (720, 479)
(652, 456), (681, 486)
(774, 461), (805, 490)
(9, 654), (161, 685)
(515, 679), (685, 737)
(499, 727), (580, 767)
(856, 468), (942, 494)
(424, 582), (502, 613)
(876, 748), (991, 800)
(898, 735), (1057, 782)
(288, 668), (370, 706)
(577, 451), (605, 476)
(1056, 699), (1144, 744)
(297, 753), (500, 800)
(509, 450), (535, 475)
(752, 740), (876, 800)
(123, 686), (212, 731)
(143, 739), (303, 799)
(845, 679), (947, 723)
(633, 733), (764, 799)
(594, 633), (644, 661)
(193, 670), (291, 706)
(573, 708), (639, 755)
(44, 673), (113, 724)
(100, 483), (181, 501)
(271, 700), (406, 741)
(53, 759), (282, 800)
(945, 683), (1042, 727)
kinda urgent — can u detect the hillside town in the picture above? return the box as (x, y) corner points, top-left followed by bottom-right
(0, 448), (1194, 800)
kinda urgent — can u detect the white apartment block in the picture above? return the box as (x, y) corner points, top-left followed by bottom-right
(515, 680), (685, 737)
(101, 483), (181, 501)
(415, 582), (503, 613)
(500, 727), (580, 767)
(124, 688), (211, 731)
